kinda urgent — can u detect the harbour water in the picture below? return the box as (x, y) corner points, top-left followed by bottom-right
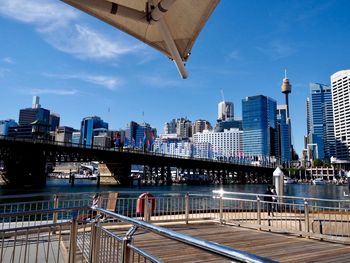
(0, 178), (348, 200)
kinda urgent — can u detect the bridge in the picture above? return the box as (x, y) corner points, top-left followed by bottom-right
(0, 136), (274, 187)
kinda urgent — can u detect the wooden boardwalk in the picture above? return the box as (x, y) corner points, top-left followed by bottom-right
(111, 222), (350, 262)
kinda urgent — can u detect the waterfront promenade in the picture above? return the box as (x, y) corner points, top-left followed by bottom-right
(0, 191), (349, 262)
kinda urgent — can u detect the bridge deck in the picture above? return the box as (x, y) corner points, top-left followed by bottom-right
(113, 222), (350, 262)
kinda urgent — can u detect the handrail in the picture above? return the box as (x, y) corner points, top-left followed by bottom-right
(95, 207), (278, 263)
(0, 206), (89, 218)
(213, 190), (350, 204)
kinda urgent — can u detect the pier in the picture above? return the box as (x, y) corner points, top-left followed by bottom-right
(0, 191), (349, 262)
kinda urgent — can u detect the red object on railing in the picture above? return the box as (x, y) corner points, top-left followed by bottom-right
(136, 192), (155, 215)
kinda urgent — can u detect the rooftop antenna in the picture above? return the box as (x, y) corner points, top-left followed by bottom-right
(284, 69), (288, 79)
(220, 89), (225, 102)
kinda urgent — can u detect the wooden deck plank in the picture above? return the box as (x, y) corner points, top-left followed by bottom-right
(116, 222), (350, 262)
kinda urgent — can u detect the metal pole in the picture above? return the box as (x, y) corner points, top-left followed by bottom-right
(90, 218), (101, 263)
(257, 196), (261, 230)
(52, 194), (59, 234)
(157, 18), (188, 78)
(304, 199), (310, 238)
(185, 193), (189, 224)
(219, 195), (223, 223)
(144, 195), (150, 222)
(68, 211), (78, 263)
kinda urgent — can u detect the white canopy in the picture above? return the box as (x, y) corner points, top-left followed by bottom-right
(62, 0), (220, 78)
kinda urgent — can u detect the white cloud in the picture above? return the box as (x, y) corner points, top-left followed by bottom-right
(0, 68), (10, 77)
(44, 73), (123, 90)
(227, 50), (240, 60)
(256, 40), (296, 60)
(28, 88), (78, 96)
(0, 0), (140, 60)
(45, 24), (139, 60)
(2, 57), (15, 64)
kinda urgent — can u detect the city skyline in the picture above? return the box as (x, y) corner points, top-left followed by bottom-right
(1, 1), (350, 156)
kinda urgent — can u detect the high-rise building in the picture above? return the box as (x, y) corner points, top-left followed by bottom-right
(49, 113), (60, 132)
(55, 126), (75, 143)
(331, 70), (350, 160)
(193, 128), (243, 159)
(0, 119), (18, 136)
(164, 119), (177, 134)
(218, 101), (234, 121)
(80, 116), (108, 146)
(242, 95), (277, 157)
(32, 96), (40, 109)
(277, 105), (291, 162)
(176, 118), (192, 138)
(192, 119), (212, 135)
(125, 121), (156, 149)
(19, 96), (50, 126)
(307, 83), (335, 160)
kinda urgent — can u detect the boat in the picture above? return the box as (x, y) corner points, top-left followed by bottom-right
(284, 177), (295, 184)
(312, 178), (326, 185)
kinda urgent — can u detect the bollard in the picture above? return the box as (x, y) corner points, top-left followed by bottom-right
(273, 167), (284, 197)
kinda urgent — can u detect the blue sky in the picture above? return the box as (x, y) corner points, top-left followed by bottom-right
(0, 0), (349, 155)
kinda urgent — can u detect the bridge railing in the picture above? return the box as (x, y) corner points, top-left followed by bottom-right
(0, 135), (275, 168)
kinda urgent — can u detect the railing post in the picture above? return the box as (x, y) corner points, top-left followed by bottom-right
(219, 195), (223, 223)
(185, 193), (189, 224)
(257, 195), (261, 230)
(121, 226), (137, 263)
(144, 195), (150, 222)
(52, 194), (59, 234)
(304, 199), (310, 238)
(68, 211), (78, 263)
(90, 218), (101, 263)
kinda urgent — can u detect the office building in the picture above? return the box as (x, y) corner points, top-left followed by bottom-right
(218, 101), (234, 121)
(192, 119), (212, 135)
(242, 95), (277, 157)
(0, 119), (18, 136)
(125, 121), (156, 149)
(164, 119), (177, 134)
(331, 70), (350, 160)
(80, 116), (108, 146)
(19, 96), (50, 126)
(193, 128), (243, 159)
(277, 105), (291, 162)
(307, 83), (335, 160)
(55, 126), (75, 143)
(72, 131), (81, 145)
(49, 113), (60, 132)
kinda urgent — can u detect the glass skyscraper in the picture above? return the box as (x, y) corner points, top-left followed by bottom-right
(242, 95), (277, 157)
(277, 105), (291, 162)
(80, 116), (108, 146)
(308, 83), (335, 160)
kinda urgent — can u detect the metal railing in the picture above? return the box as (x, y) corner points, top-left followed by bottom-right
(0, 202), (277, 262)
(213, 190), (350, 242)
(0, 191), (350, 251)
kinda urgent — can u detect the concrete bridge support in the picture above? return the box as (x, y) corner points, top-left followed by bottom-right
(3, 147), (47, 187)
(101, 162), (131, 185)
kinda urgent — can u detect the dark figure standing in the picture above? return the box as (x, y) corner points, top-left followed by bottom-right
(264, 185), (274, 216)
